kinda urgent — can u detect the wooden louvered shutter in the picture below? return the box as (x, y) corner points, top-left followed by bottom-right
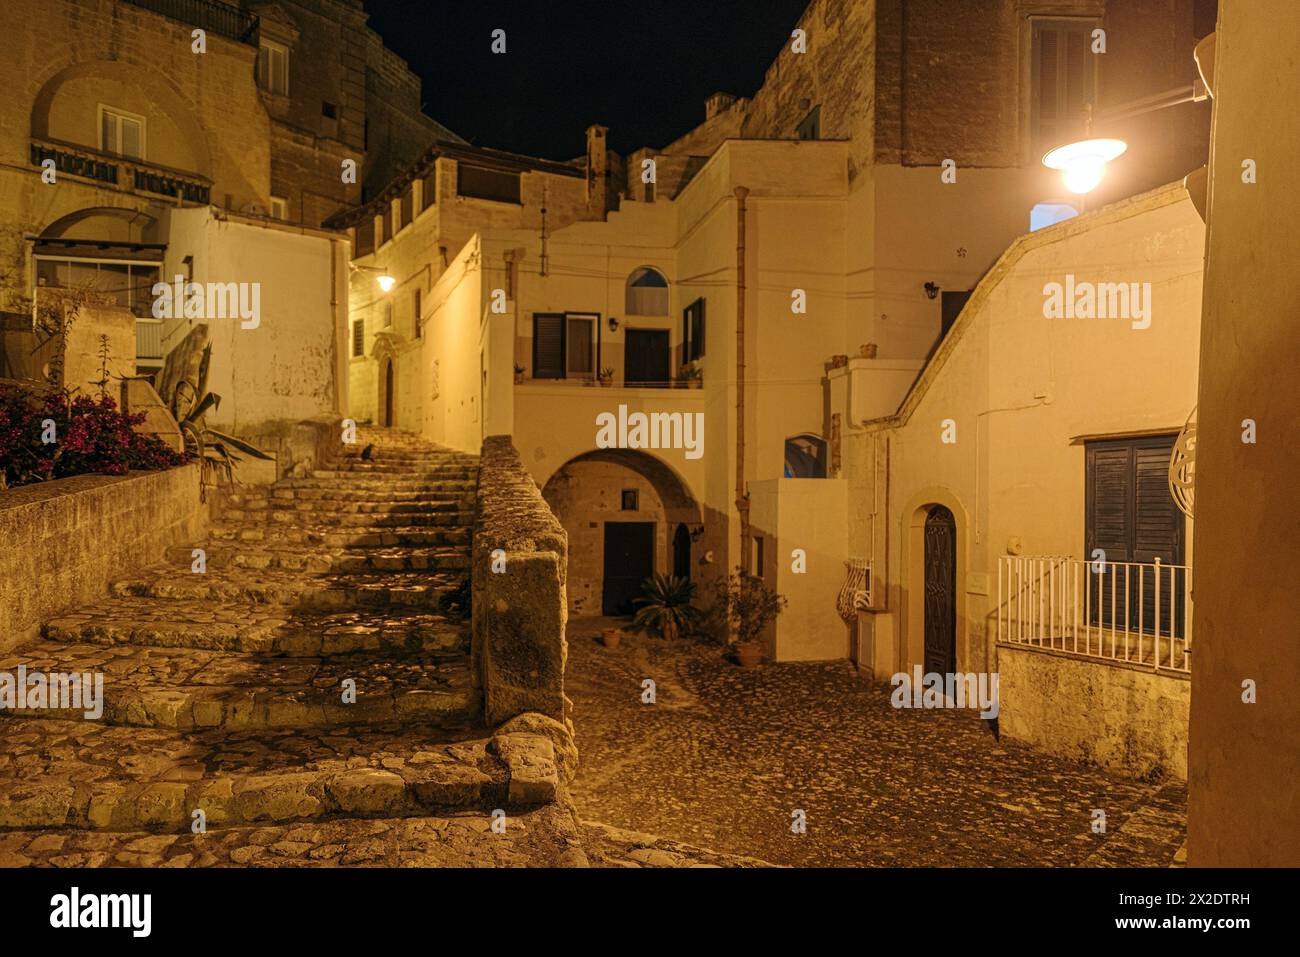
(532, 314), (565, 379)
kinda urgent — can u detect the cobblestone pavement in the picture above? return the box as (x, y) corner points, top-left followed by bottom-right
(567, 619), (1188, 868)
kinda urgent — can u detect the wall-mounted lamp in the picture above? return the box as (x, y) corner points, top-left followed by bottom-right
(924, 281), (941, 300)
(1042, 137), (1128, 195)
(689, 525), (705, 541)
(608, 316), (620, 332)
(352, 263), (396, 293)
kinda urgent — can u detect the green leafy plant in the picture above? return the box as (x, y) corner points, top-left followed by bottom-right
(167, 341), (271, 484)
(632, 573), (699, 640)
(709, 568), (787, 647)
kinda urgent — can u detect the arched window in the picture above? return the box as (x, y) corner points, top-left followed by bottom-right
(625, 266), (669, 315)
(784, 434), (828, 478)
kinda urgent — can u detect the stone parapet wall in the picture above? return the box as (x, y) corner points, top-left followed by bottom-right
(472, 435), (568, 727)
(998, 643), (1190, 782)
(0, 463), (208, 651)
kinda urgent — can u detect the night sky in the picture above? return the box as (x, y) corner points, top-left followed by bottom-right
(364, 0), (813, 161)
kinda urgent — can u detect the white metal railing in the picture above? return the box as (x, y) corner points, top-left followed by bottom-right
(997, 555), (1191, 673)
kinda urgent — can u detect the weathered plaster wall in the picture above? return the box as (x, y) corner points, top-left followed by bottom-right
(1000, 644), (1190, 781)
(0, 464), (208, 651)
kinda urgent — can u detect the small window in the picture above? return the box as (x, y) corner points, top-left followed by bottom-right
(1030, 202), (1079, 232)
(458, 164), (521, 204)
(626, 266), (669, 315)
(532, 313), (566, 379)
(351, 320), (365, 357)
(270, 196), (289, 221)
(400, 189), (413, 229)
(99, 106), (145, 161)
(784, 434), (828, 478)
(258, 40), (290, 96)
(383, 302), (393, 328)
(683, 297), (705, 362)
(413, 288), (422, 338)
(1032, 19), (1098, 147)
(322, 101), (338, 119)
(354, 221), (375, 258)
(753, 536), (766, 578)
(796, 106), (821, 141)
(621, 489), (639, 511)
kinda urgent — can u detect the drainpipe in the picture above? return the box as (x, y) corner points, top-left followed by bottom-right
(734, 186), (750, 575)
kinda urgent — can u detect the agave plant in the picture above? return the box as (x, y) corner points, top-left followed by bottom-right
(632, 574), (699, 641)
(168, 341), (271, 485)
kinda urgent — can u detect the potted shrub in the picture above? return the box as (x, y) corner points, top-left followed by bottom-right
(598, 366), (615, 387)
(514, 363), (525, 384)
(631, 574), (699, 641)
(710, 569), (787, 668)
(680, 364), (703, 389)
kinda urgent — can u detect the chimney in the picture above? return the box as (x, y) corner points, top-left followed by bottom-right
(705, 92), (737, 121)
(586, 124), (612, 219)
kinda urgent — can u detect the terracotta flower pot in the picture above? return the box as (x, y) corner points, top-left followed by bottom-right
(600, 628), (622, 649)
(734, 640), (763, 669)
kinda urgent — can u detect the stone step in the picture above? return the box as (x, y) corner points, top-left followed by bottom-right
(163, 543), (471, 574)
(228, 487), (475, 506)
(218, 509), (473, 529)
(275, 476), (477, 493)
(206, 523), (471, 549)
(0, 640), (476, 732)
(108, 565), (466, 610)
(43, 601), (469, 656)
(218, 502), (475, 524)
(0, 719), (558, 832)
(335, 447), (479, 463)
(312, 465), (478, 478)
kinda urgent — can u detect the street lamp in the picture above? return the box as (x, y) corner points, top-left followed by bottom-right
(351, 263), (396, 293)
(1042, 137), (1128, 195)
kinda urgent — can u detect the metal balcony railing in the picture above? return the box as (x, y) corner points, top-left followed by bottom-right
(30, 139), (212, 205)
(122, 0), (259, 45)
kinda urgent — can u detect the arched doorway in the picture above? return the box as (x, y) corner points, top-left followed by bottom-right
(923, 505), (957, 675)
(541, 448), (702, 618)
(381, 358), (394, 427)
(672, 522), (692, 582)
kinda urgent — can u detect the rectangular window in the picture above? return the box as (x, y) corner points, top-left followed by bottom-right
(383, 302), (393, 328)
(98, 106), (145, 161)
(322, 101), (338, 120)
(413, 288), (422, 339)
(796, 105), (821, 141)
(458, 164), (521, 204)
(258, 40), (290, 96)
(566, 315), (594, 377)
(1085, 434), (1186, 636)
(381, 209), (392, 245)
(1032, 19), (1097, 147)
(683, 297), (706, 362)
(35, 257), (159, 318)
(621, 489), (639, 511)
(270, 196), (288, 221)
(532, 313), (566, 378)
(351, 320), (365, 357)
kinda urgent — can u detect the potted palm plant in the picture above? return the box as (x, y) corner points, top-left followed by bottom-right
(710, 569), (787, 668)
(598, 366), (615, 387)
(631, 573), (699, 641)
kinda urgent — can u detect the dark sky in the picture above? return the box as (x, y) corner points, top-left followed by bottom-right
(364, 0), (813, 160)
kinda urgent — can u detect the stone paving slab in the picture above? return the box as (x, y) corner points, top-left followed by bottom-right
(0, 803), (585, 868)
(579, 820), (773, 867)
(566, 621), (1189, 868)
(0, 718), (559, 831)
(1, 640), (474, 730)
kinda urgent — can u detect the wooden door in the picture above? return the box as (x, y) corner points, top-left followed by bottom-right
(624, 329), (670, 387)
(603, 522), (655, 615)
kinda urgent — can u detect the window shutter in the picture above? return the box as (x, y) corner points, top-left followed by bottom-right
(351, 320), (364, 358)
(567, 316), (593, 376)
(1086, 444), (1134, 562)
(533, 314), (565, 378)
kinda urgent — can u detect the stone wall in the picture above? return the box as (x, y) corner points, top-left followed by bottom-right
(998, 643), (1190, 781)
(472, 436), (568, 727)
(0, 463), (208, 651)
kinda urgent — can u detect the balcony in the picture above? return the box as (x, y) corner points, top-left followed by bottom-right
(122, 0), (259, 45)
(997, 555), (1191, 673)
(30, 138), (212, 206)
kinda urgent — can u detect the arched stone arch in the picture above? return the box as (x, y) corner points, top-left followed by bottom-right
(38, 207), (162, 243)
(30, 60), (213, 179)
(541, 447), (703, 617)
(900, 487), (972, 676)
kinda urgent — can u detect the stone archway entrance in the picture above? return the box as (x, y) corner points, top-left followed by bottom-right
(541, 449), (702, 618)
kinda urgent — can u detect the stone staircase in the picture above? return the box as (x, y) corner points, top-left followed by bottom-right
(0, 427), (564, 847)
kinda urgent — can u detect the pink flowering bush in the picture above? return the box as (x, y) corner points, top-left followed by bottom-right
(0, 384), (184, 489)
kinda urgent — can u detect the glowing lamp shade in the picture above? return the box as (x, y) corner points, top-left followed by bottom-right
(1042, 138), (1128, 195)
(376, 274), (396, 293)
